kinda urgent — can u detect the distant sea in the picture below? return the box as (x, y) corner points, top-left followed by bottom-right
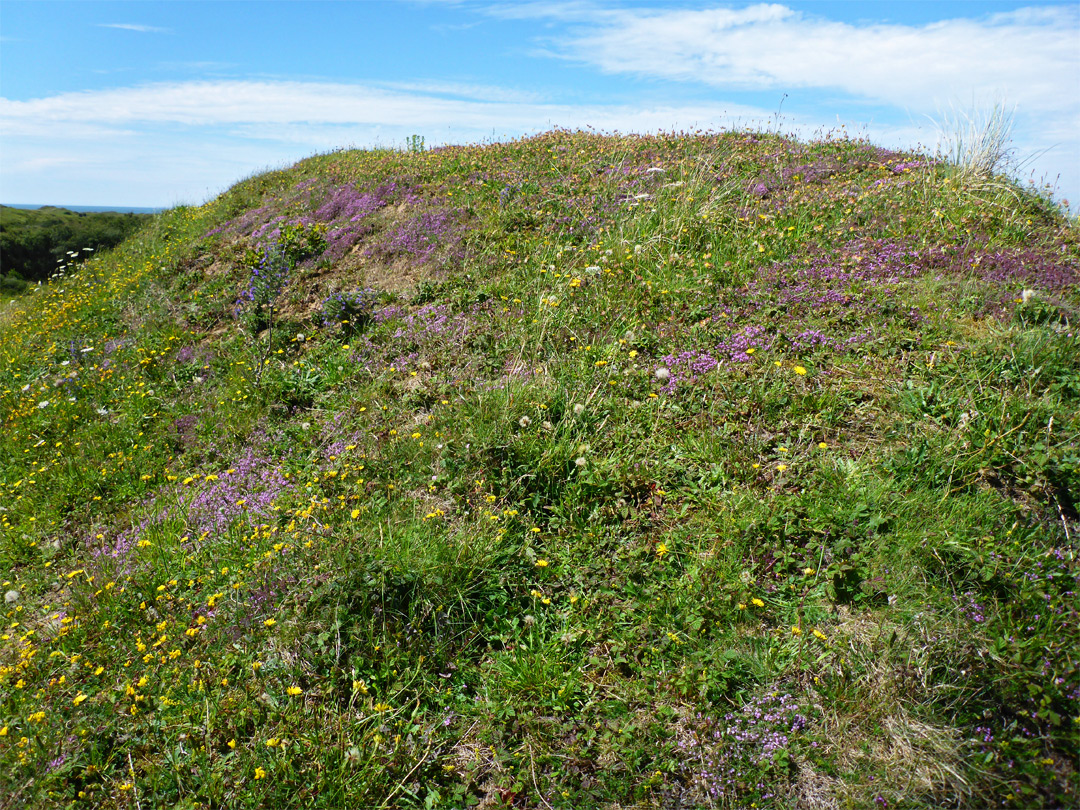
(3, 203), (161, 214)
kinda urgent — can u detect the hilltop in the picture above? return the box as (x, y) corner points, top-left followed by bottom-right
(1, 129), (1077, 809)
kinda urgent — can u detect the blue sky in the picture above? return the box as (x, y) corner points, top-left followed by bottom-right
(2, 1), (1077, 210)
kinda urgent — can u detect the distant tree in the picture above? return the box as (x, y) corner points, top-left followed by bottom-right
(0, 206), (152, 284)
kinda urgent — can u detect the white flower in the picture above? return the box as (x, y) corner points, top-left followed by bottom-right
(654, 367), (670, 382)
(575, 456), (587, 467)
(37, 400), (50, 409)
(573, 403), (585, 416)
(518, 416), (531, 428)
(4, 590), (19, 604)
(1021, 289), (1037, 304)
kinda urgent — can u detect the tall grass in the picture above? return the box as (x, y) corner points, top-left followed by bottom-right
(935, 101), (1017, 184)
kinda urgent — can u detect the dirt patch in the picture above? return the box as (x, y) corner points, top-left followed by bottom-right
(360, 252), (449, 294)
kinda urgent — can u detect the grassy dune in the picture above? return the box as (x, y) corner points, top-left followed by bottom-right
(1, 129), (1077, 809)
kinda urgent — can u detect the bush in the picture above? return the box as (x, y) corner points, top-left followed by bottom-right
(0, 274), (28, 294)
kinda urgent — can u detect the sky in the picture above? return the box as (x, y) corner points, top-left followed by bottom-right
(1, 0), (1078, 210)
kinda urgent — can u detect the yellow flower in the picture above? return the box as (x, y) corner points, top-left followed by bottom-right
(266, 738), (280, 747)
(655, 543), (668, 557)
(751, 598), (765, 608)
(812, 629), (828, 641)
(286, 686), (303, 696)
(73, 693), (88, 705)
(351, 509), (360, 519)
(793, 366), (807, 376)
(535, 559), (549, 568)
(254, 767), (267, 780)
(228, 739), (237, 749)
(776, 463), (788, 472)
(263, 618), (276, 627)
(818, 442), (828, 449)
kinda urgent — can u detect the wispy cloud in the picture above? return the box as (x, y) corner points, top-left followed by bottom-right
(0, 78), (774, 205)
(157, 61), (238, 73)
(0, 79), (770, 133)
(375, 79), (547, 104)
(97, 23), (170, 34)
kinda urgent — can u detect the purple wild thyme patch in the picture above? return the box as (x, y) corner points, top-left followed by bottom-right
(206, 180), (403, 261)
(367, 207), (468, 266)
(657, 325), (776, 393)
(90, 445), (296, 567)
(924, 242), (1080, 313)
(183, 448), (294, 538)
(677, 693), (808, 805)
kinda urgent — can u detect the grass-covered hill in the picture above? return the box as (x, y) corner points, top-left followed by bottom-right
(1, 129), (1077, 809)
(0, 206), (153, 290)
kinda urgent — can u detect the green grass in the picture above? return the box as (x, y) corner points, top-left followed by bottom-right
(1, 129), (1077, 809)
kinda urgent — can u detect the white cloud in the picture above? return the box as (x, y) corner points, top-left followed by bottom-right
(97, 23), (170, 33)
(551, 3), (1078, 114)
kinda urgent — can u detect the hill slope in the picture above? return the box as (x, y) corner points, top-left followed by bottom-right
(1, 129), (1078, 809)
